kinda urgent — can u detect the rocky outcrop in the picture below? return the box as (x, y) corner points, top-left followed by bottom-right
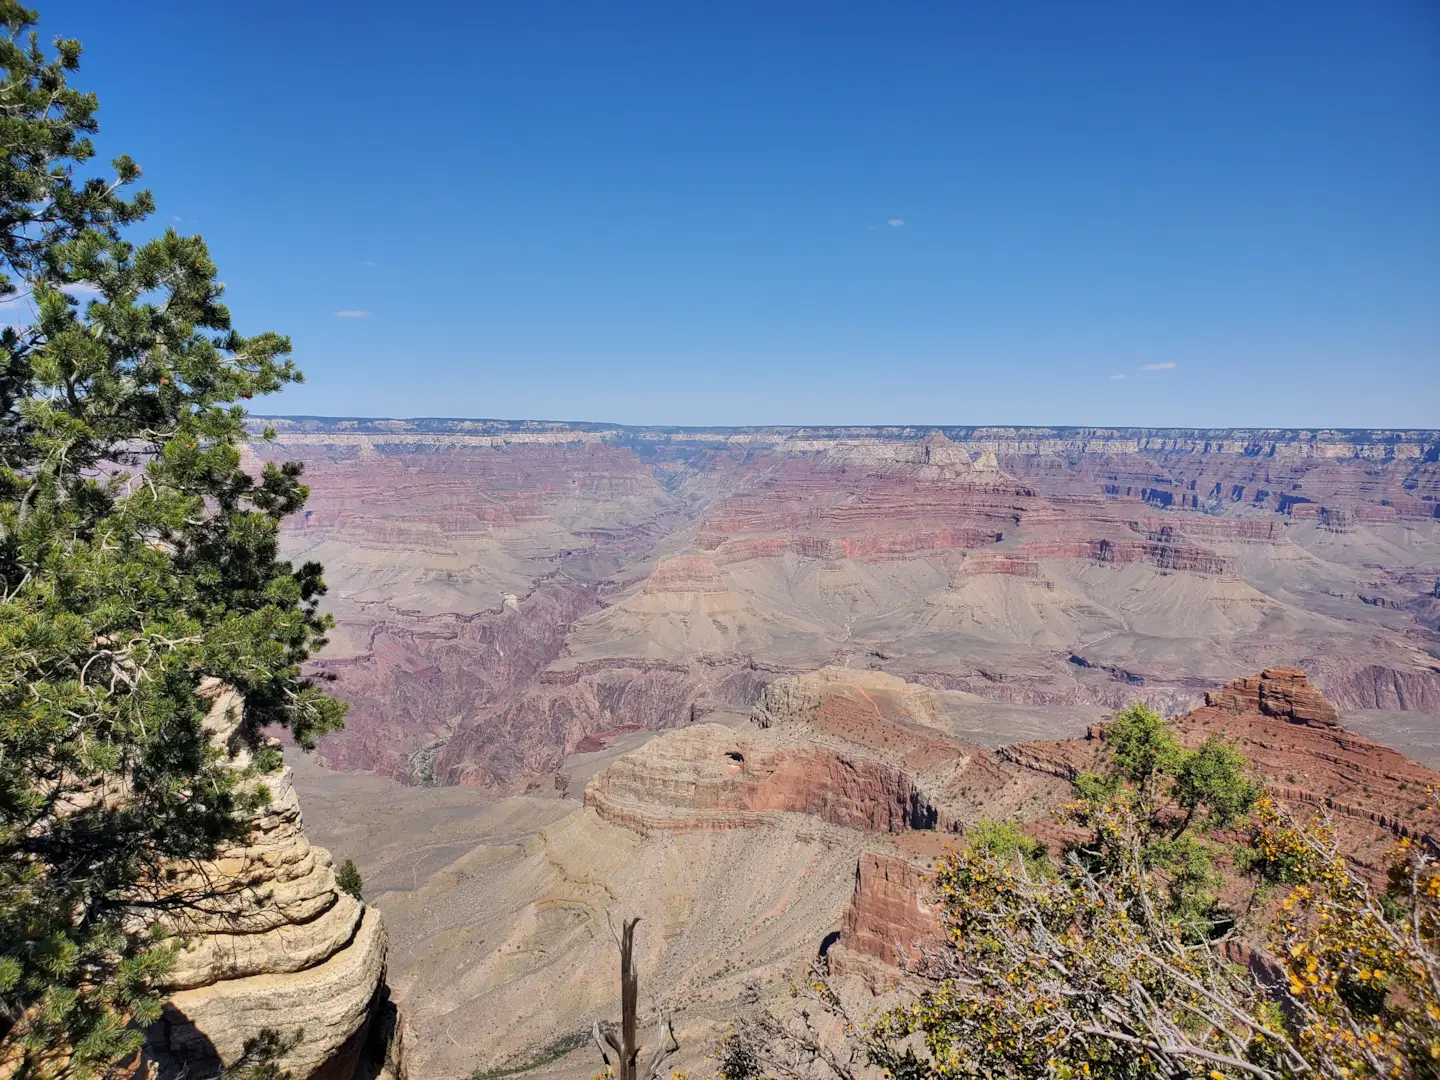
(831, 852), (941, 981)
(953, 551), (1045, 580)
(1005, 669), (1440, 862)
(585, 723), (939, 834)
(143, 683), (391, 1080)
(750, 667), (948, 731)
(1205, 667), (1340, 728)
(1018, 537), (1229, 575)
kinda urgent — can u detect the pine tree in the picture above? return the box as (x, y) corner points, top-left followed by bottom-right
(0, 2), (345, 1072)
(336, 858), (363, 901)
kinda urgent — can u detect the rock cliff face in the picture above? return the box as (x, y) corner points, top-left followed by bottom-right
(832, 852), (940, 977)
(144, 684), (391, 1080)
(585, 723), (939, 834)
(252, 418), (1439, 796)
(1205, 667), (1341, 727)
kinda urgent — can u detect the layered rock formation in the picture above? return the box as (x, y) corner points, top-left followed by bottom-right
(833, 851), (940, 975)
(249, 418), (1439, 795)
(579, 665), (1078, 841)
(832, 668), (1440, 989)
(290, 662), (1440, 1080)
(1003, 668), (1440, 862)
(586, 723), (939, 834)
(144, 683), (391, 1080)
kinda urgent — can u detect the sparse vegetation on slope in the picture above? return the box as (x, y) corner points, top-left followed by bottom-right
(727, 704), (1440, 1080)
(0, 2), (342, 1071)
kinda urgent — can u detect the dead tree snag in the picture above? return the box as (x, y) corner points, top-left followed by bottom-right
(591, 915), (679, 1080)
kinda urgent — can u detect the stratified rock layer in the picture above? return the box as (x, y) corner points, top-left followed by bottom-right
(589, 668), (1064, 836)
(259, 421), (1439, 794)
(585, 723), (936, 834)
(1207, 667), (1341, 728)
(1004, 668), (1440, 860)
(144, 684), (389, 1080)
(832, 851), (940, 977)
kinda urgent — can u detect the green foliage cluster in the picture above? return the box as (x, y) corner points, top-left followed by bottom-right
(1071, 702), (1261, 940)
(729, 702), (1440, 1079)
(336, 858), (363, 901)
(220, 1030), (301, 1080)
(965, 819), (1048, 877)
(470, 1030), (591, 1080)
(0, 2), (343, 1072)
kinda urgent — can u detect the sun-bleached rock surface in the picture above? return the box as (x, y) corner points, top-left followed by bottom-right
(143, 683), (391, 1080)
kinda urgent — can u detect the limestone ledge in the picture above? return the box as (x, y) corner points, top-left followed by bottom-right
(144, 682), (391, 1080)
(153, 906), (386, 1080)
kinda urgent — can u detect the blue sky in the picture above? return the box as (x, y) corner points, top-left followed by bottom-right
(57, 1), (1439, 427)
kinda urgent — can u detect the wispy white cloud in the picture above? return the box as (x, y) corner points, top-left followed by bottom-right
(1109, 373), (1127, 381)
(170, 215), (183, 224)
(887, 218), (905, 227)
(334, 309), (370, 318)
(359, 260), (377, 267)
(1141, 362), (1177, 371)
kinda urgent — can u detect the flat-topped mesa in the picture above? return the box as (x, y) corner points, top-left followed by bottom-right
(773, 432), (1005, 482)
(642, 554), (728, 595)
(952, 551), (1046, 583)
(749, 666), (950, 731)
(143, 682), (391, 1080)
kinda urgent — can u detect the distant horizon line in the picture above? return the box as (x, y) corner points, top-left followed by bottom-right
(248, 415), (1440, 439)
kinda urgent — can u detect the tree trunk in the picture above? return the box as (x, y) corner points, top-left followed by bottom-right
(592, 916), (678, 1080)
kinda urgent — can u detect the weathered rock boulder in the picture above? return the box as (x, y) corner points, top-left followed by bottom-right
(143, 682), (391, 1080)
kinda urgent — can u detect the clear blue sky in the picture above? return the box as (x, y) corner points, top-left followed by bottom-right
(58, 1), (1439, 427)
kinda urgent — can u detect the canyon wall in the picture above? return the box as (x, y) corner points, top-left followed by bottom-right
(251, 419), (1439, 795)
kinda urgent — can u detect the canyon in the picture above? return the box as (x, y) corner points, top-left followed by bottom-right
(291, 665), (1439, 1080)
(255, 420), (1440, 789)
(244, 419), (1440, 1078)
